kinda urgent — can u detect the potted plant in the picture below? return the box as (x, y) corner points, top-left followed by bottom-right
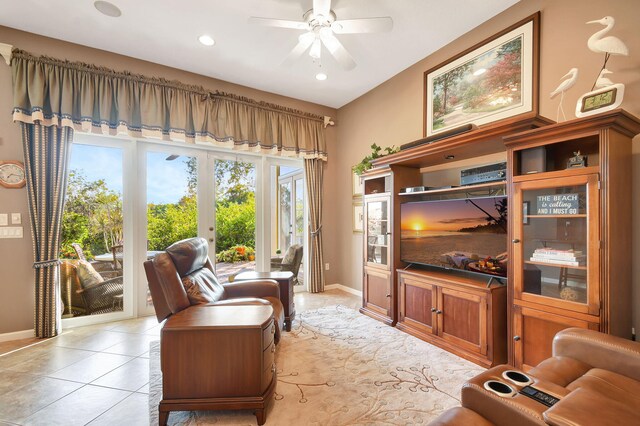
(353, 143), (399, 175)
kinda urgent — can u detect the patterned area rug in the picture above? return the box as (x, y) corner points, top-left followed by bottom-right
(149, 305), (484, 425)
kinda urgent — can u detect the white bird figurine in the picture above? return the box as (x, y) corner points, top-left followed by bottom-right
(587, 16), (629, 90)
(550, 68), (579, 122)
(550, 68), (579, 99)
(587, 16), (629, 56)
(595, 69), (614, 89)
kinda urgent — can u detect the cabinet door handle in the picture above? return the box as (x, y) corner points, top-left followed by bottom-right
(385, 294), (391, 298)
(436, 310), (442, 314)
(512, 239), (521, 243)
(431, 308), (437, 312)
(513, 335), (521, 341)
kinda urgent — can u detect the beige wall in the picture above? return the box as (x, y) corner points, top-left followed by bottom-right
(333, 0), (640, 333)
(0, 26), (338, 334)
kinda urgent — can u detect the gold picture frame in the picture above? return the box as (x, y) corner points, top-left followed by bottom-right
(353, 202), (364, 233)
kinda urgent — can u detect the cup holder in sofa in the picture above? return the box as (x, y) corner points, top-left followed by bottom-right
(483, 380), (516, 397)
(502, 370), (533, 386)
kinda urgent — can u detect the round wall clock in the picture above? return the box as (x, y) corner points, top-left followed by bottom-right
(0, 160), (27, 188)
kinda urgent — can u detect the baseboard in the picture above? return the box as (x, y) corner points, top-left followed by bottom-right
(0, 329), (34, 343)
(324, 283), (362, 297)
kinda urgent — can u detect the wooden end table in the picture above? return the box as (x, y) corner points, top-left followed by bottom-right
(235, 271), (296, 331)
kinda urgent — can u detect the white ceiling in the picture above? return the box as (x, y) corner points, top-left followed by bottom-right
(0, 0), (519, 108)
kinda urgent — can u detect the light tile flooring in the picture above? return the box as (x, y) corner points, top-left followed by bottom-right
(0, 289), (360, 425)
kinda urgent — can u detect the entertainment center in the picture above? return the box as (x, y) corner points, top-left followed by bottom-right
(359, 110), (640, 368)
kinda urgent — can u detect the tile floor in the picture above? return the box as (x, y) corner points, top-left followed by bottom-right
(0, 289), (360, 425)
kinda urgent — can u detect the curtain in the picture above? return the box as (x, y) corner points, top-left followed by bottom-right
(21, 123), (73, 338)
(11, 49), (327, 160)
(304, 158), (325, 293)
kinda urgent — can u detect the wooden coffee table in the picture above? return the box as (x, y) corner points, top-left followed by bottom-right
(235, 271), (296, 331)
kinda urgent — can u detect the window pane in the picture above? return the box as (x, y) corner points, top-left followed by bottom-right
(60, 144), (124, 317)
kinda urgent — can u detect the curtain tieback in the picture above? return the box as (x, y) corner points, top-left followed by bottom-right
(33, 259), (62, 269)
(310, 225), (322, 236)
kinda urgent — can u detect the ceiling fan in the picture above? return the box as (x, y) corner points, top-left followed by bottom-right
(249, 0), (393, 70)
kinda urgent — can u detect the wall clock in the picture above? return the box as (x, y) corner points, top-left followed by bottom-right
(0, 160), (27, 188)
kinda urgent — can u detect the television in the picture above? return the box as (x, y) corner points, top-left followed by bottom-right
(400, 196), (508, 279)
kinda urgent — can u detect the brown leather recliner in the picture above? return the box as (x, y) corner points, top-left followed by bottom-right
(144, 237), (285, 342)
(429, 328), (640, 425)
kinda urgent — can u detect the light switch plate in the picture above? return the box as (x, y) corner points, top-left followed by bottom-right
(0, 226), (23, 238)
(0, 214), (7, 226)
(11, 213), (21, 224)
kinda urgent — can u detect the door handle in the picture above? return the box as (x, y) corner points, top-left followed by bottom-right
(436, 310), (442, 315)
(385, 294), (391, 298)
(431, 308), (437, 312)
(513, 335), (521, 341)
(512, 239), (521, 243)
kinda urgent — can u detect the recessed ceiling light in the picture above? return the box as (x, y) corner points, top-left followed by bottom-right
(94, 1), (122, 17)
(316, 73), (327, 81)
(198, 35), (215, 46)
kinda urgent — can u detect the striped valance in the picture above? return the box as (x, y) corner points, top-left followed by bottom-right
(11, 49), (327, 160)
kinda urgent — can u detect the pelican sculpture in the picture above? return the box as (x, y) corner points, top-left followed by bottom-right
(594, 69), (614, 89)
(550, 68), (579, 122)
(587, 16), (629, 90)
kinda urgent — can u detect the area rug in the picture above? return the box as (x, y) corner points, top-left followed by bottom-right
(149, 305), (484, 425)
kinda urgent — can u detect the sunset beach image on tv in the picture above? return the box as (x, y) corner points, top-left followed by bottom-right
(400, 196), (508, 277)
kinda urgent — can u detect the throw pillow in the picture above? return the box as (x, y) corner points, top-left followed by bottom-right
(282, 245), (297, 264)
(181, 268), (225, 305)
(76, 260), (105, 288)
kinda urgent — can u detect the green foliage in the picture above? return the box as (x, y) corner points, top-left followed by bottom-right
(147, 195), (198, 251)
(216, 193), (256, 252)
(61, 171), (123, 258)
(215, 245), (255, 263)
(352, 143), (399, 175)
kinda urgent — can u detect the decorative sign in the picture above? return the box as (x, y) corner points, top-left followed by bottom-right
(536, 194), (580, 215)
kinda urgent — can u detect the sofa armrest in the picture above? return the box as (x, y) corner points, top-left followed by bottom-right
(552, 328), (640, 381)
(543, 387), (637, 426)
(223, 279), (280, 300)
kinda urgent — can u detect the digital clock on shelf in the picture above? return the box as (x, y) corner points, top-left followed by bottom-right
(575, 83), (624, 118)
(0, 160), (26, 188)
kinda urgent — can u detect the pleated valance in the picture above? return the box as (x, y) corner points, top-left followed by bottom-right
(11, 49), (327, 160)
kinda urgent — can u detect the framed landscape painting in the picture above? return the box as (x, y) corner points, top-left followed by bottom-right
(424, 13), (539, 137)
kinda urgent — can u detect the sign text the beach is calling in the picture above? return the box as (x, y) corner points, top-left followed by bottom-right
(536, 194), (579, 215)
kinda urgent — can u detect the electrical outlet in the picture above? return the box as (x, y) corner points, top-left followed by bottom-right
(325, 263), (330, 271)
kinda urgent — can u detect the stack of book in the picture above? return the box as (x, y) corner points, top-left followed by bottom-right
(530, 248), (585, 266)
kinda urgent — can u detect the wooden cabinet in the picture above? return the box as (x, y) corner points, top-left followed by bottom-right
(397, 269), (507, 367)
(359, 167), (420, 325)
(512, 304), (598, 371)
(505, 110), (640, 368)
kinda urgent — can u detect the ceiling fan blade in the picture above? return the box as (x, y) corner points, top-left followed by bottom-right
(282, 32), (315, 67)
(248, 17), (308, 30)
(332, 17), (393, 34)
(313, 0), (331, 18)
(320, 32), (356, 70)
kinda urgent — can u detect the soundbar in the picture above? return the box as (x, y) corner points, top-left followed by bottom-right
(400, 124), (477, 150)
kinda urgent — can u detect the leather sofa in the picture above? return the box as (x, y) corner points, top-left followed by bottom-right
(144, 237), (284, 341)
(430, 328), (640, 425)
(144, 237), (286, 425)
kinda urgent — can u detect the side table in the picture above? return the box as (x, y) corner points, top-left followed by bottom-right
(160, 305), (276, 425)
(235, 271), (296, 331)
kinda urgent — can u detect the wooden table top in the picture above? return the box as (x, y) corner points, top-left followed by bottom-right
(164, 305), (273, 330)
(235, 271), (294, 280)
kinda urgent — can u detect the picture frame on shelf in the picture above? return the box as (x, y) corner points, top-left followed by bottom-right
(424, 12), (539, 137)
(352, 172), (363, 199)
(353, 202), (364, 233)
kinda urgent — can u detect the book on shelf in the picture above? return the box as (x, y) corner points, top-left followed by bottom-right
(532, 248), (583, 259)
(531, 253), (586, 261)
(529, 256), (585, 267)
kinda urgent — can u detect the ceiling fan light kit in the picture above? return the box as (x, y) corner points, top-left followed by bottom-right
(249, 0), (392, 71)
